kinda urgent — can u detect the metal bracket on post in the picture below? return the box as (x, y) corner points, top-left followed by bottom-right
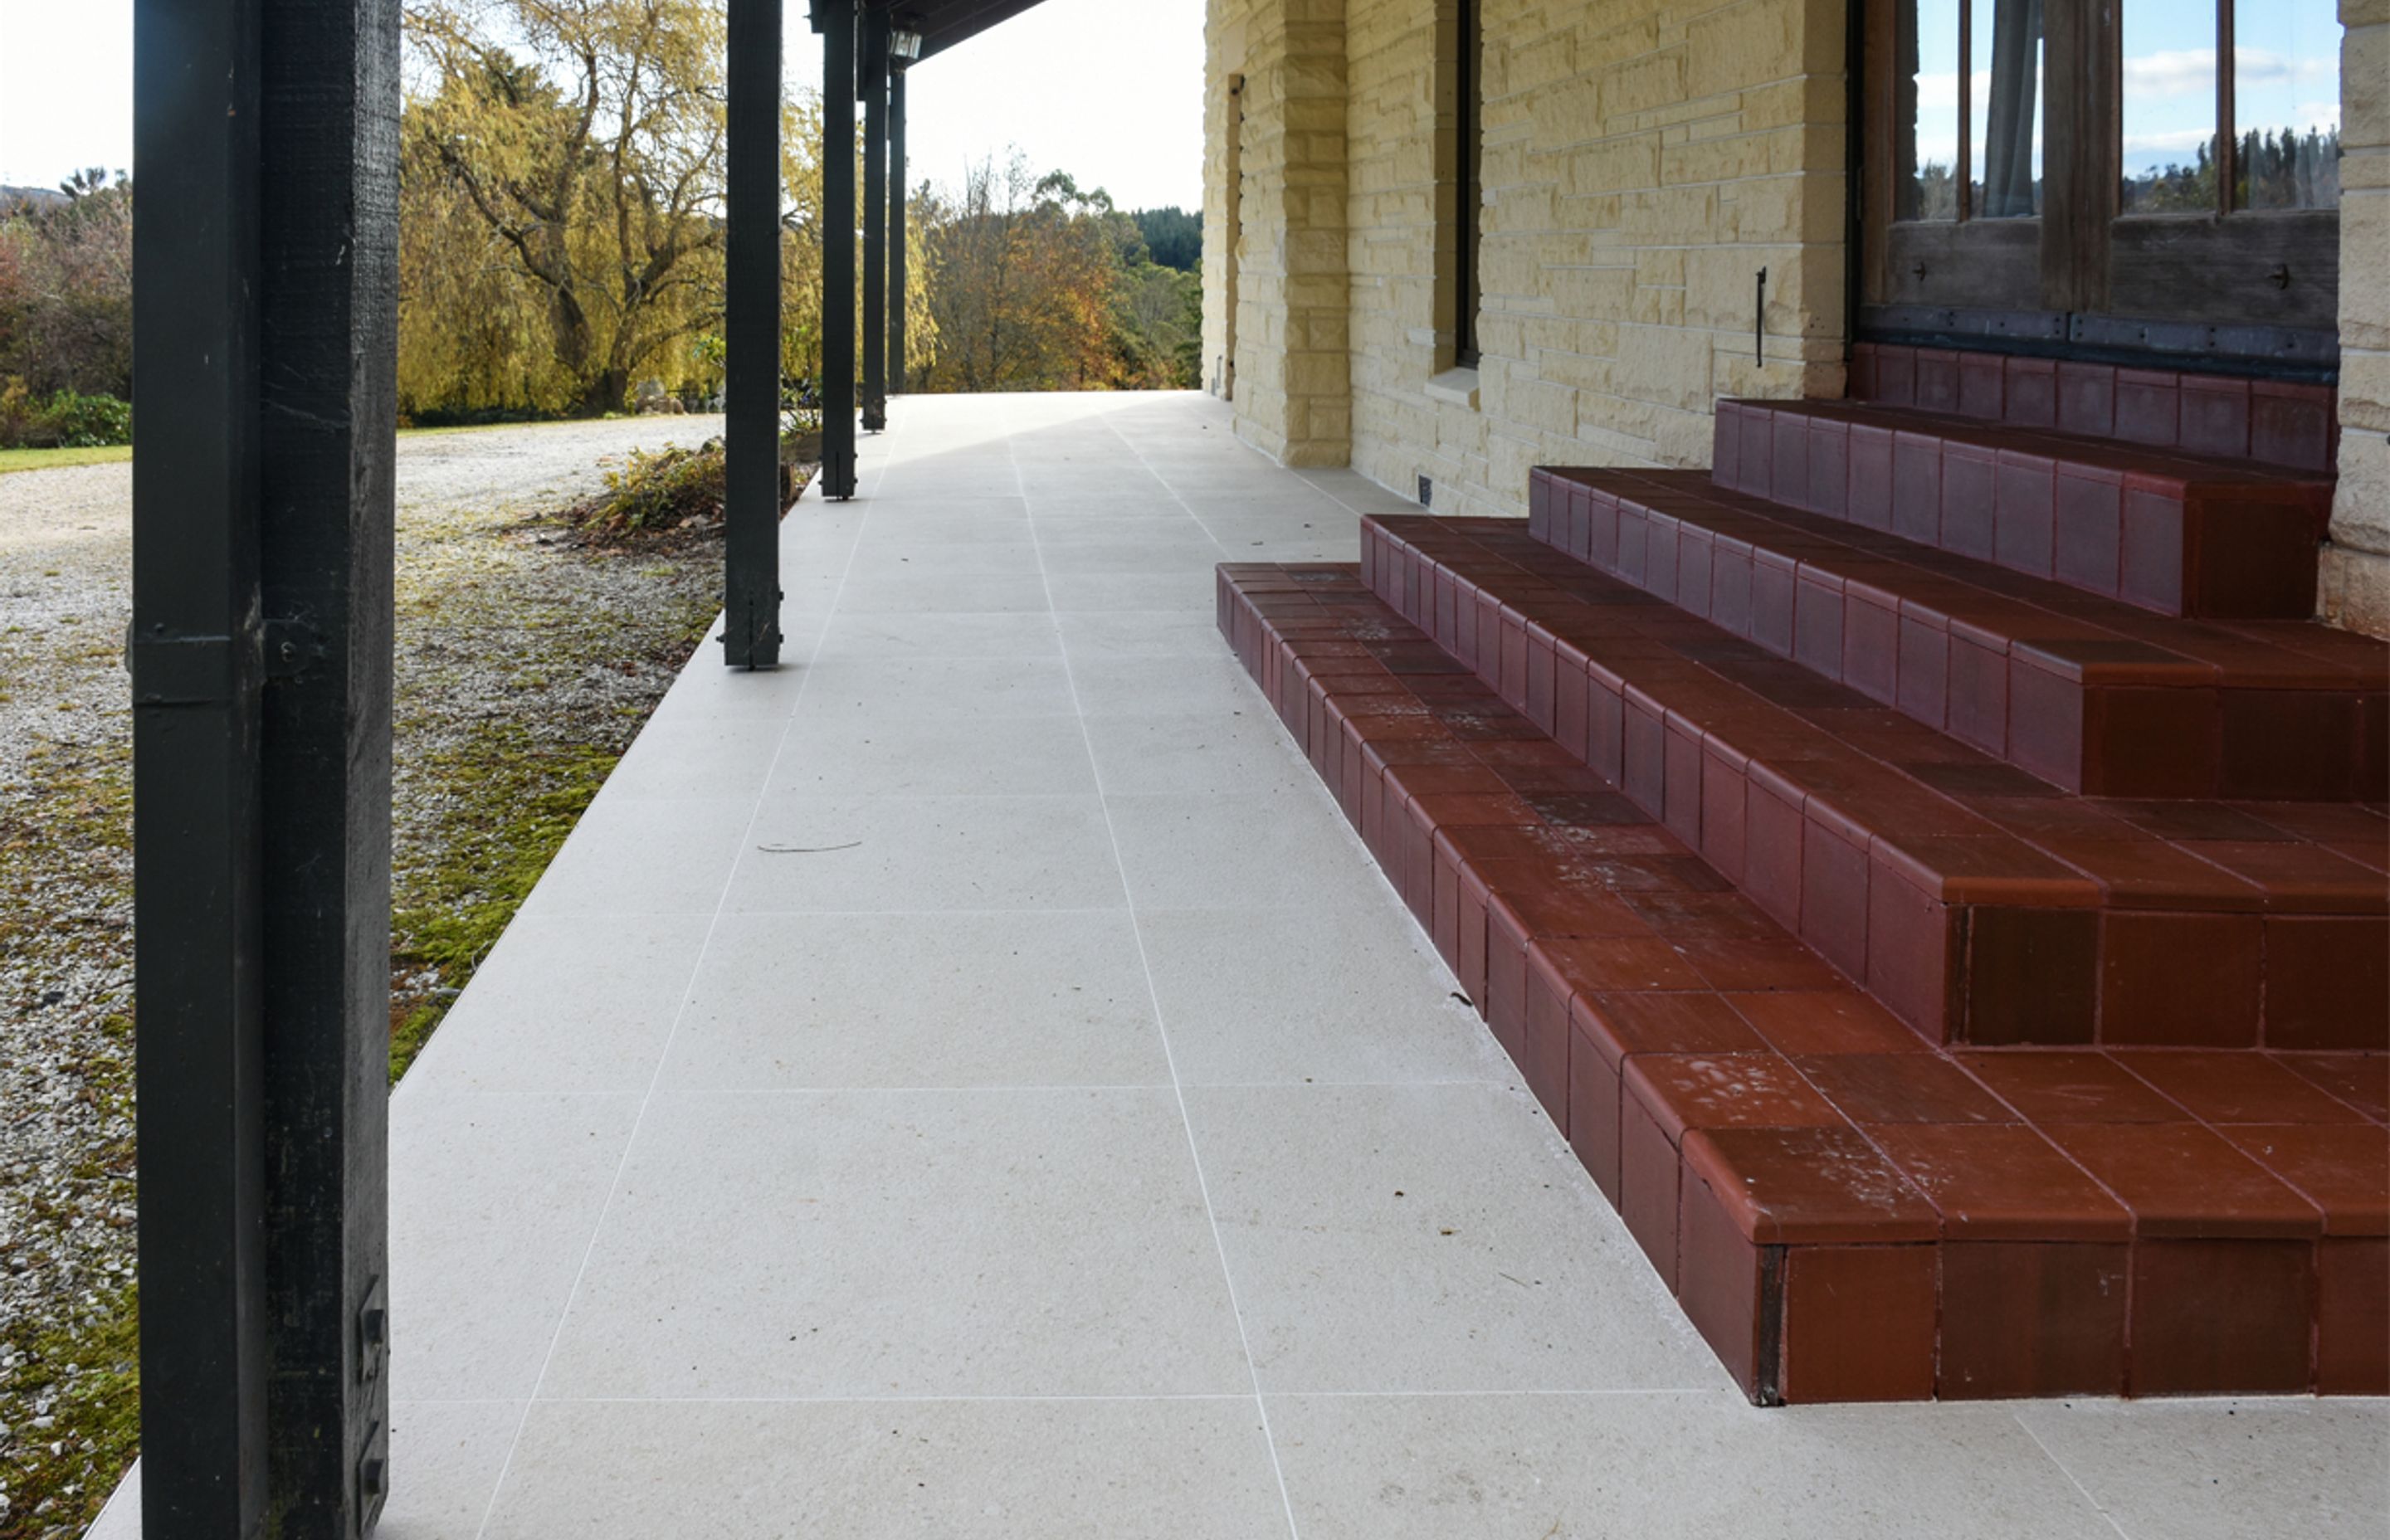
(263, 616), (324, 681)
(354, 1418), (388, 1536)
(1756, 266), (1768, 365)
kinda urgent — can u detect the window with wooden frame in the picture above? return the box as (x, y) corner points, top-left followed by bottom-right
(1861, 0), (2344, 365)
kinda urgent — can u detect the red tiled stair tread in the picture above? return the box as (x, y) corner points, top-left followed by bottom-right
(1594, 462), (2368, 694)
(1953, 1050), (2187, 1123)
(1710, 395), (2332, 618)
(2041, 1122), (2323, 1238)
(1680, 1125), (1939, 1244)
(1623, 1053), (1849, 1143)
(2282, 1054), (2390, 1122)
(1850, 341), (2339, 474)
(1729, 991), (1930, 1055)
(1355, 512), (2388, 1050)
(1217, 559), (2378, 1401)
(2216, 1125), (2390, 1235)
(1866, 1123), (2134, 1240)
(1728, 394), (2334, 494)
(1795, 1052), (2017, 1125)
(1575, 992), (1768, 1066)
(1382, 509), (2379, 904)
(2112, 1050), (2373, 1126)
(1529, 464), (2384, 799)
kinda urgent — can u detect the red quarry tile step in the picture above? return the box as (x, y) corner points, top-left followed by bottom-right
(1353, 515), (2388, 1052)
(1851, 342), (2340, 475)
(1529, 465), (2388, 800)
(1217, 558), (2388, 1403)
(1711, 395), (2334, 618)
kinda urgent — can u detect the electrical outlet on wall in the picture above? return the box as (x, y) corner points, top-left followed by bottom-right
(1417, 475), (1432, 507)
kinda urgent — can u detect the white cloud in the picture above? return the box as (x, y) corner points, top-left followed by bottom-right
(2122, 127), (2217, 154)
(2122, 48), (2217, 100)
(2231, 47), (2338, 90)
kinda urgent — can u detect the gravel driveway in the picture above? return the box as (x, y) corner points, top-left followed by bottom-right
(0, 414), (728, 1538)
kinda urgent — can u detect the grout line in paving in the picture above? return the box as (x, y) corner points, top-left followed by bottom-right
(407, 1386), (1734, 1408)
(1087, 410), (1435, 927)
(1010, 416), (1309, 1540)
(398, 1079), (1523, 1100)
(464, 407), (885, 1539)
(2010, 1408), (2137, 1540)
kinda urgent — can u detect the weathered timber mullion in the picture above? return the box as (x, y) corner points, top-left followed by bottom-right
(725, 0), (785, 666)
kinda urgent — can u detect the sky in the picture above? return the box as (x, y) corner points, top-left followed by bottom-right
(1908, 0), (2340, 182)
(0, 0), (1206, 210)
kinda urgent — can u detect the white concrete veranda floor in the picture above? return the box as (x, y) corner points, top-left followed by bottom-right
(98, 390), (2385, 1538)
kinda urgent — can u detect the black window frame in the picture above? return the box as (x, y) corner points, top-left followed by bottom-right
(1455, 0), (1482, 368)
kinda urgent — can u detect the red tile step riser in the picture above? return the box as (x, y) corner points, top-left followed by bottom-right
(1713, 397), (2333, 620)
(1356, 520), (2390, 1053)
(1528, 468), (2387, 802)
(1851, 342), (2340, 475)
(1219, 563), (2390, 1404)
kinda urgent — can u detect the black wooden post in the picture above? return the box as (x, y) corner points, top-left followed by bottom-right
(724, 0), (784, 668)
(889, 63), (909, 397)
(819, 0), (858, 497)
(861, 4), (889, 432)
(132, 0), (271, 1523)
(134, 0), (398, 1532)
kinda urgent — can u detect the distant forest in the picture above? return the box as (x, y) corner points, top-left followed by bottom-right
(909, 161), (1202, 393)
(1133, 207), (1202, 273)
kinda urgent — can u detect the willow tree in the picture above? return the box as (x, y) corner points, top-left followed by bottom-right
(402, 0), (729, 416)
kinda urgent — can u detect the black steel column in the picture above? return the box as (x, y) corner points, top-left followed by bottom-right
(724, 0), (783, 667)
(819, 0), (858, 497)
(134, 0), (399, 1532)
(861, 5), (889, 432)
(889, 64), (908, 397)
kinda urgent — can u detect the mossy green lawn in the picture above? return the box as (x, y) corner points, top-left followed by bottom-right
(0, 446), (132, 475)
(387, 728), (625, 1081)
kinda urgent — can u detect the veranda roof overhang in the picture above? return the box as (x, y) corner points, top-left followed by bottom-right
(810, 0), (1056, 63)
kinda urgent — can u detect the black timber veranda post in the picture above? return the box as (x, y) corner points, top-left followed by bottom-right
(818, 0), (859, 498)
(861, 3), (889, 432)
(889, 63), (909, 397)
(133, 0), (399, 1532)
(724, 0), (785, 669)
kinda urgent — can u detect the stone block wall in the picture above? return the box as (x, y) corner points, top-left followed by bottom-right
(2322, 0), (2389, 636)
(1205, 0), (1850, 514)
(1206, 0), (1355, 466)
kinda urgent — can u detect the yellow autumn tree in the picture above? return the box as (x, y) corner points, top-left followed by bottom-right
(400, 0), (729, 417)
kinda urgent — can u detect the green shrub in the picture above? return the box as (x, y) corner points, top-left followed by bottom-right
(41, 389), (131, 447)
(561, 440), (728, 540)
(0, 382), (132, 448)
